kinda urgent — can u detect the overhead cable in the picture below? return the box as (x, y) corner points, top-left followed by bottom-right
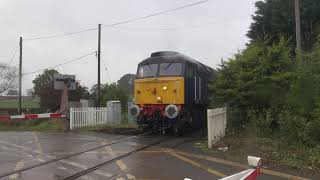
(22, 0), (208, 41)
(23, 51), (96, 76)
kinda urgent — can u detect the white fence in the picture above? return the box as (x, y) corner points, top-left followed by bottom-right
(207, 107), (227, 149)
(70, 107), (115, 130)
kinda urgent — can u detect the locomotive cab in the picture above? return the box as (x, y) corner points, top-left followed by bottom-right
(130, 51), (214, 134)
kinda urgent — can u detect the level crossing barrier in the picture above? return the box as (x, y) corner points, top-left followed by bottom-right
(0, 113), (65, 121)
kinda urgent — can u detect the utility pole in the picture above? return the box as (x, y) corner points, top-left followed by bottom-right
(97, 24), (101, 106)
(18, 37), (22, 114)
(295, 0), (302, 51)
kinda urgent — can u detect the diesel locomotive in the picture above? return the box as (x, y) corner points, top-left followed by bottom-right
(129, 51), (214, 134)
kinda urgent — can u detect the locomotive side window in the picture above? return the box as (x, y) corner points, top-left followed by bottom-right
(137, 64), (158, 78)
(159, 63), (182, 76)
(186, 64), (194, 78)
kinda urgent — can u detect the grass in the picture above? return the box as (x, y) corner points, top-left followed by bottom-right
(0, 99), (40, 109)
(194, 130), (320, 171)
(0, 118), (65, 131)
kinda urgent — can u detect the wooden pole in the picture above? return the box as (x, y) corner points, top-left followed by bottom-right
(18, 37), (22, 114)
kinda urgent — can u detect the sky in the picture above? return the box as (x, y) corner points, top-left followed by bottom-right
(0, 0), (257, 95)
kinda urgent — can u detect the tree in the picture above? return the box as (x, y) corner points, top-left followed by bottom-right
(248, 0), (320, 51)
(7, 89), (18, 96)
(211, 39), (294, 132)
(0, 63), (17, 95)
(99, 83), (129, 112)
(33, 69), (90, 111)
(117, 74), (135, 97)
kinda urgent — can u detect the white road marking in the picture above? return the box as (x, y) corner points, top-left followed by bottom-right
(125, 142), (139, 146)
(37, 158), (46, 162)
(0, 145), (9, 150)
(60, 159), (112, 177)
(58, 166), (67, 170)
(0, 139), (112, 178)
(116, 177), (126, 180)
(32, 131), (43, 153)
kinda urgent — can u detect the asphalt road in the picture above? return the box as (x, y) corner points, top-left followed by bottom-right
(0, 131), (311, 180)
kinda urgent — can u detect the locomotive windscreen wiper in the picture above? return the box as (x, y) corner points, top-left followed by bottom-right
(164, 62), (173, 70)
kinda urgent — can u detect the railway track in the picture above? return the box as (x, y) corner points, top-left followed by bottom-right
(0, 128), (168, 179)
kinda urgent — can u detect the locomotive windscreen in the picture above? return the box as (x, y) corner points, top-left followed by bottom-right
(159, 63), (182, 76)
(137, 64), (158, 78)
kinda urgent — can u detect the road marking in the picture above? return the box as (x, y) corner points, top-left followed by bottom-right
(167, 150), (226, 178)
(60, 159), (112, 177)
(126, 173), (135, 179)
(103, 142), (136, 180)
(104, 146), (128, 171)
(0, 139), (112, 178)
(32, 131), (43, 153)
(58, 166), (67, 170)
(172, 149), (311, 180)
(1, 145), (9, 150)
(9, 160), (24, 179)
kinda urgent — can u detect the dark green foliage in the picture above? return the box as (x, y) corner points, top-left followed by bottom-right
(117, 74), (135, 97)
(99, 83), (129, 112)
(248, 0), (320, 51)
(211, 38), (320, 146)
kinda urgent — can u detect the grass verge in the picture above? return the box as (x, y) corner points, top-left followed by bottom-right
(0, 118), (65, 131)
(194, 130), (320, 172)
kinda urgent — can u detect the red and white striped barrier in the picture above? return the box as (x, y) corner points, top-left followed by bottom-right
(220, 156), (262, 180)
(0, 113), (66, 121)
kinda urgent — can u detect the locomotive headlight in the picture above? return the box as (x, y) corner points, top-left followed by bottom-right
(129, 105), (140, 118)
(165, 104), (179, 119)
(162, 86), (168, 90)
(156, 96), (162, 100)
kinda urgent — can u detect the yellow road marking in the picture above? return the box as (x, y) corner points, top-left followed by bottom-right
(167, 150), (226, 178)
(172, 149), (310, 180)
(9, 160), (24, 179)
(103, 142), (136, 180)
(105, 146), (128, 171)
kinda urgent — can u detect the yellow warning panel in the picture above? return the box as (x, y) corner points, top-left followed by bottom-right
(134, 77), (184, 105)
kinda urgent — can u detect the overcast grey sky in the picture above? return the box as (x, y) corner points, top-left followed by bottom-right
(0, 0), (257, 94)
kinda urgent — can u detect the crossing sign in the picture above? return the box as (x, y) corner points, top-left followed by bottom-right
(54, 74), (76, 90)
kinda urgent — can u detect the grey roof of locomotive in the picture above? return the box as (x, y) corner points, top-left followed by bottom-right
(139, 51), (215, 75)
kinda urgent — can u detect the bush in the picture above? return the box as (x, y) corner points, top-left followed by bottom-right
(211, 37), (320, 147)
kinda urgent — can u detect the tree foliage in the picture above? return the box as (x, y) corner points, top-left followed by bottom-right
(99, 83), (129, 112)
(248, 0), (320, 51)
(117, 74), (135, 97)
(33, 69), (90, 111)
(0, 63), (17, 95)
(211, 36), (320, 145)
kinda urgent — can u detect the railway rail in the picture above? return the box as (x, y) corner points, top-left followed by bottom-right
(0, 128), (165, 179)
